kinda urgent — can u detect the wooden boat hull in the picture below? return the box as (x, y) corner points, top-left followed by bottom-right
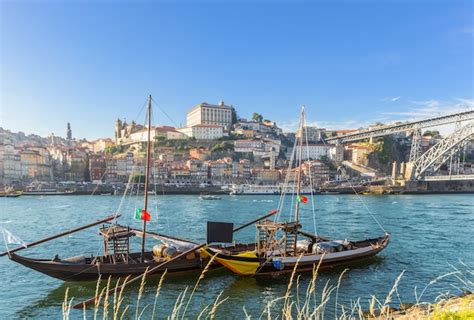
(203, 234), (390, 276)
(9, 243), (257, 281)
(9, 252), (207, 281)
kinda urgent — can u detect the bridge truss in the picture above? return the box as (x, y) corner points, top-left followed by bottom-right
(326, 110), (474, 144)
(411, 122), (473, 180)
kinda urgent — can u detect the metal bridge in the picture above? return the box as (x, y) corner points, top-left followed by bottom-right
(422, 174), (474, 181)
(324, 109), (474, 181)
(407, 122), (473, 180)
(325, 109), (474, 144)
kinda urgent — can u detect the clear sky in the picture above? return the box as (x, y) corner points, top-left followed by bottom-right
(1, 0), (473, 140)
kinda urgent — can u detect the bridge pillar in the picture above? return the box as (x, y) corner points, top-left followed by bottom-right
(404, 162), (415, 181)
(391, 161), (398, 180)
(409, 127), (422, 162)
(400, 161), (406, 176)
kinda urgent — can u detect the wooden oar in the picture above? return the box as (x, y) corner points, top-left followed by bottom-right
(233, 209), (277, 232)
(73, 209), (278, 309)
(130, 228), (199, 245)
(0, 215), (120, 257)
(72, 243), (206, 309)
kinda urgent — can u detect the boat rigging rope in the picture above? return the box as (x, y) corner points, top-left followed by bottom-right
(338, 168), (387, 234)
(275, 135), (298, 222)
(113, 97), (151, 222)
(304, 128), (318, 236)
(151, 97), (180, 128)
(318, 135), (387, 235)
(115, 160), (136, 221)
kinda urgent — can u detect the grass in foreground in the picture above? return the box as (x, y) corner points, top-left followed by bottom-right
(61, 258), (473, 319)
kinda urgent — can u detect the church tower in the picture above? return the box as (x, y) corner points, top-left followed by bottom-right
(115, 118), (123, 143)
(66, 122), (72, 140)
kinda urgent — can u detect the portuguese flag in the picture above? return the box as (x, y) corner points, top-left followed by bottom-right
(135, 208), (151, 221)
(297, 195), (308, 204)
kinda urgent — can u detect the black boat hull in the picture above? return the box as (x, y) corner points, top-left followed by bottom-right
(9, 252), (206, 281)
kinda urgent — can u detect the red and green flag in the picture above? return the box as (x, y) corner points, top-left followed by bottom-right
(297, 195), (308, 204)
(135, 208), (151, 221)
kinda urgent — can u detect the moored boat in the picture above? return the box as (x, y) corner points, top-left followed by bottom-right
(230, 184), (280, 195)
(1, 96), (274, 289)
(0, 186), (23, 197)
(201, 106), (390, 276)
(22, 189), (74, 196)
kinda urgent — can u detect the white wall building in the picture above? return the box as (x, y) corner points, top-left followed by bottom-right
(302, 127), (325, 142)
(0, 143), (22, 183)
(300, 144), (331, 160)
(178, 124), (224, 140)
(186, 101), (233, 131)
(234, 140), (265, 153)
(127, 126), (187, 143)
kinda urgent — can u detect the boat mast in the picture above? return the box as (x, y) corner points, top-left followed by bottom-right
(293, 106), (305, 254)
(141, 95), (153, 263)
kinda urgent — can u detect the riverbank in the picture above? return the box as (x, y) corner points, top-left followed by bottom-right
(393, 293), (474, 319)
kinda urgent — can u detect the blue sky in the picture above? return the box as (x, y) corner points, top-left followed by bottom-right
(1, 0), (473, 140)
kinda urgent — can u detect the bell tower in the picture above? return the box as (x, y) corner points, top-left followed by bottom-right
(66, 122), (72, 140)
(115, 118), (123, 143)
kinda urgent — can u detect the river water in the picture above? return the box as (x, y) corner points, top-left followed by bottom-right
(0, 194), (472, 319)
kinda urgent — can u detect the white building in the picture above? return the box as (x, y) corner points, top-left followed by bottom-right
(0, 143), (22, 183)
(115, 153), (134, 178)
(186, 101), (233, 131)
(234, 139), (280, 158)
(302, 127), (325, 142)
(128, 126), (187, 143)
(297, 144), (332, 160)
(234, 140), (265, 153)
(178, 124), (224, 140)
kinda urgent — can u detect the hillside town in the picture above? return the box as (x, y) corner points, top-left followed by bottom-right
(1, 100), (473, 194)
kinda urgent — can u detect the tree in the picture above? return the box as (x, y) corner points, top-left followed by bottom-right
(132, 174), (145, 183)
(231, 107), (238, 124)
(84, 157), (91, 181)
(423, 130), (441, 139)
(377, 136), (393, 165)
(252, 112), (263, 123)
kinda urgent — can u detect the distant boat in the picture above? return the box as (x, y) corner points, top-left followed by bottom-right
(0, 186), (22, 197)
(199, 195), (221, 200)
(230, 184), (280, 195)
(319, 191), (340, 195)
(22, 188), (74, 196)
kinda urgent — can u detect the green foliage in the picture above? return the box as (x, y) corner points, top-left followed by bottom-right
(210, 142), (234, 152)
(132, 174), (145, 183)
(154, 135), (166, 141)
(320, 155), (337, 170)
(233, 152), (254, 161)
(231, 107), (238, 124)
(104, 144), (124, 154)
(423, 130), (442, 139)
(252, 112), (263, 123)
(83, 157), (90, 182)
(377, 137), (393, 165)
